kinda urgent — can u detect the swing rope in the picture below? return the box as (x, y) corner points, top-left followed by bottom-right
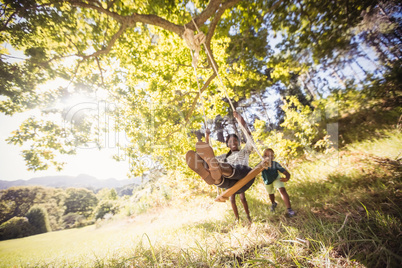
(183, 22), (269, 202)
(190, 49), (208, 131)
(183, 26), (211, 146)
(189, 20), (264, 161)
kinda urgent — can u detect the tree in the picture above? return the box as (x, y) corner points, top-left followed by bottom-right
(93, 200), (120, 220)
(25, 205), (51, 234)
(64, 188), (98, 217)
(0, 217), (33, 240)
(96, 188), (118, 201)
(0, 0), (399, 179)
(1, 0), (276, 176)
(61, 213), (85, 229)
(0, 186), (66, 230)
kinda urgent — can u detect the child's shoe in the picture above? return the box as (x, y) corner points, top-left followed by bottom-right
(270, 202), (277, 212)
(186, 150), (215, 185)
(287, 208), (296, 217)
(195, 141), (222, 183)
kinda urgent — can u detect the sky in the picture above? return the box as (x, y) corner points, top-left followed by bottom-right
(0, 111), (131, 181)
(0, 44), (135, 182)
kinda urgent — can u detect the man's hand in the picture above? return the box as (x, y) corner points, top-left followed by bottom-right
(280, 177), (289, 182)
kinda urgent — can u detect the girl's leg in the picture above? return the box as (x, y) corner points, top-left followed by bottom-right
(186, 150), (216, 185)
(278, 187), (291, 209)
(220, 162), (234, 177)
(239, 192), (252, 223)
(195, 142), (222, 181)
(230, 194), (239, 222)
(215, 165), (252, 189)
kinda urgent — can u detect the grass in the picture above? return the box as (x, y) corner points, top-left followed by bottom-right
(0, 130), (401, 267)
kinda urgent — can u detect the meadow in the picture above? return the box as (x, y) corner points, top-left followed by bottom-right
(0, 131), (401, 267)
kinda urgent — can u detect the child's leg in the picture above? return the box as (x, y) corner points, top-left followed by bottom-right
(219, 162), (234, 177)
(214, 165), (252, 190)
(230, 194), (239, 222)
(186, 150), (216, 185)
(264, 184), (277, 211)
(278, 187), (291, 209)
(264, 184), (275, 203)
(269, 194), (275, 204)
(196, 141), (232, 180)
(239, 192), (252, 222)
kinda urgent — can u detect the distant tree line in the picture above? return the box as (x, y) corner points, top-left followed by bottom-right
(0, 186), (122, 240)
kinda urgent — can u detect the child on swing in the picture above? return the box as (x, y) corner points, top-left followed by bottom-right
(262, 148), (296, 217)
(186, 111), (270, 223)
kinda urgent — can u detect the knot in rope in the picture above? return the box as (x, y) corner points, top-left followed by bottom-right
(182, 28), (206, 67)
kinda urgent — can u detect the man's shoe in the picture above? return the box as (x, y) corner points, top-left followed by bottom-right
(186, 150), (215, 185)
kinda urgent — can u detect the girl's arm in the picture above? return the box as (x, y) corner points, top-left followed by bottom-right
(233, 111), (251, 135)
(205, 128), (211, 144)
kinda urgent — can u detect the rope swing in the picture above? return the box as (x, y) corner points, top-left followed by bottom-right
(183, 21), (264, 161)
(183, 27), (210, 141)
(183, 21), (268, 202)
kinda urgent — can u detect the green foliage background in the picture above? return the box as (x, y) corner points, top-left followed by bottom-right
(1, 0), (400, 179)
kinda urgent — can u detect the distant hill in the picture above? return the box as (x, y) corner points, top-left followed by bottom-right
(0, 174), (141, 193)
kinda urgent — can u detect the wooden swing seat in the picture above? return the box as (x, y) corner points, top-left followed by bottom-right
(214, 161), (268, 202)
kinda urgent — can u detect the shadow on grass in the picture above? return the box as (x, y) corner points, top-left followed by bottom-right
(337, 108), (400, 146)
(251, 155), (402, 268)
(167, 154), (401, 267)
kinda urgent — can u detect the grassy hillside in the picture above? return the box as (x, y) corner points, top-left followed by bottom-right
(0, 131), (401, 267)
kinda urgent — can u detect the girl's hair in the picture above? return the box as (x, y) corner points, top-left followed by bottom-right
(224, 134), (239, 161)
(264, 148), (275, 154)
(225, 134), (239, 146)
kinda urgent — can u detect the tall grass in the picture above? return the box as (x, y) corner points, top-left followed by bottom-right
(0, 131), (400, 267)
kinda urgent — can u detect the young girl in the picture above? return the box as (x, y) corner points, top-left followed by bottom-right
(186, 112), (269, 223)
(261, 148), (295, 217)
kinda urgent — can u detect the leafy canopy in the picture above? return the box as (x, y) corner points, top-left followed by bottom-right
(0, 0), (390, 176)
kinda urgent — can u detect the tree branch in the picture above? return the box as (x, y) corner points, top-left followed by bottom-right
(68, 1), (123, 22)
(262, 0), (285, 18)
(68, 0), (184, 35)
(95, 57), (105, 86)
(184, 0), (223, 31)
(206, 0), (241, 44)
(81, 24), (128, 59)
(67, 0), (242, 65)
(128, 14), (183, 35)
(0, 3), (53, 32)
(66, 61), (82, 90)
